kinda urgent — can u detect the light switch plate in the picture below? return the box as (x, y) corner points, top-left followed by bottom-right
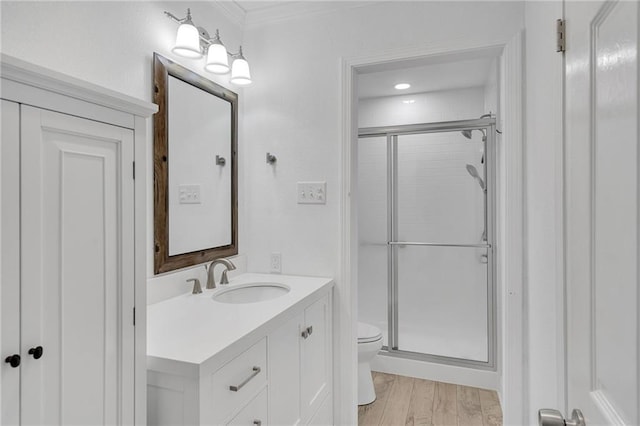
(297, 181), (326, 204)
(178, 184), (201, 204)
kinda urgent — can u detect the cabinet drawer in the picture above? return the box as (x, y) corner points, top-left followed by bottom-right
(211, 338), (267, 423)
(226, 387), (268, 426)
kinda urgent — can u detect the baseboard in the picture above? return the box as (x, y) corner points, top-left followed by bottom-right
(371, 352), (500, 391)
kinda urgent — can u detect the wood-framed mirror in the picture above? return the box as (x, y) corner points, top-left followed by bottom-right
(153, 53), (238, 274)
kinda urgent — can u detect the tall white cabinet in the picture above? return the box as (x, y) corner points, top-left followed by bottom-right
(0, 55), (156, 425)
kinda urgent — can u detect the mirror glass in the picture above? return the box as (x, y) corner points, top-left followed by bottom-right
(168, 75), (231, 255)
(154, 53), (238, 274)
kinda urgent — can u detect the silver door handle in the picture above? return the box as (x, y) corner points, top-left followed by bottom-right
(539, 409), (585, 426)
(229, 366), (261, 392)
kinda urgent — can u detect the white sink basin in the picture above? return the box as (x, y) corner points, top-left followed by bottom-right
(212, 282), (290, 304)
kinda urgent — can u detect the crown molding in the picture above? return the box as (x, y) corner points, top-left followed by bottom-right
(208, 1), (247, 29)
(243, 1), (384, 29)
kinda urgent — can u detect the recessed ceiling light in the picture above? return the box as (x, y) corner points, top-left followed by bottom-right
(402, 99), (415, 104)
(394, 83), (411, 90)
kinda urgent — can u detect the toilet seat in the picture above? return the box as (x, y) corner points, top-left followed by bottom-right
(358, 322), (382, 344)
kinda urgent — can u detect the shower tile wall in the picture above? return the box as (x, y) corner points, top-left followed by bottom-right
(358, 86), (489, 362)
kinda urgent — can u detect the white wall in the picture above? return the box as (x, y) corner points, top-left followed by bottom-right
(0, 1), (248, 303)
(524, 1), (565, 423)
(484, 57), (500, 116)
(243, 0), (524, 275)
(242, 1), (524, 423)
(358, 86), (485, 127)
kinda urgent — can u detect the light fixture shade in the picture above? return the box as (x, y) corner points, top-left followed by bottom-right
(230, 57), (252, 85)
(205, 43), (230, 74)
(172, 23), (202, 58)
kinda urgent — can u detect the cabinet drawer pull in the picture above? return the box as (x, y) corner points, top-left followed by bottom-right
(4, 354), (20, 368)
(302, 326), (313, 339)
(28, 346), (43, 359)
(229, 366), (261, 392)
(253, 420), (262, 426)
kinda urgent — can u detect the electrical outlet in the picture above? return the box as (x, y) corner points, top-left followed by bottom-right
(297, 181), (326, 204)
(270, 252), (282, 273)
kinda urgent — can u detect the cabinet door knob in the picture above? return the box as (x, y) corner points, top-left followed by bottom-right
(301, 330), (309, 339)
(28, 346), (43, 360)
(306, 326), (313, 336)
(253, 420), (262, 426)
(4, 354), (20, 368)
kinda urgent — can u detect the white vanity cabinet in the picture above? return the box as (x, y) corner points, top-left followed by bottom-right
(0, 56), (155, 425)
(269, 295), (332, 425)
(146, 274), (334, 426)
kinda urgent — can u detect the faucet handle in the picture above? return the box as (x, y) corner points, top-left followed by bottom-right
(220, 269), (230, 285)
(186, 278), (202, 294)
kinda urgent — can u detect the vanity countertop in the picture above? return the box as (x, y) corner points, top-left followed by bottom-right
(147, 273), (334, 374)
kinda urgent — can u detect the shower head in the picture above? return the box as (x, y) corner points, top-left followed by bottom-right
(465, 164), (486, 191)
(466, 164), (479, 178)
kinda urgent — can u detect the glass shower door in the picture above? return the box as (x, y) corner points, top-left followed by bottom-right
(392, 130), (491, 363)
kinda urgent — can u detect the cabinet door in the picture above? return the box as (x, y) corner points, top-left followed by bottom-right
(20, 106), (135, 425)
(1, 99), (21, 426)
(269, 313), (303, 425)
(301, 295), (331, 422)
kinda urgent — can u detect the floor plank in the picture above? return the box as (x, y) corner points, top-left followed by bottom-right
(405, 378), (435, 426)
(456, 385), (483, 426)
(379, 374), (415, 426)
(432, 382), (457, 426)
(358, 372), (396, 426)
(358, 372), (502, 426)
(478, 388), (503, 426)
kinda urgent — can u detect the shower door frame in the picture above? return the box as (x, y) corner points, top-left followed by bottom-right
(359, 117), (497, 370)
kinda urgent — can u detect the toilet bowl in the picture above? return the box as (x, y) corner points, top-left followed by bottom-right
(357, 322), (383, 405)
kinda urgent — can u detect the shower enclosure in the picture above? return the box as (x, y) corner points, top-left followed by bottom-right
(357, 117), (496, 369)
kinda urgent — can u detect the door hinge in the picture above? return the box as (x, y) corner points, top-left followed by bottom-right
(556, 19), (566, 53)
(133, 307), (136, 326)
(132, 161), (136, 180)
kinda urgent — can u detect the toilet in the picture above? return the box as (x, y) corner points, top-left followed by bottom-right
(357, 322), (383, 405)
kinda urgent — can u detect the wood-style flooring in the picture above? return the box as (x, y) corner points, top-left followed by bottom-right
(358, 372), (503, 426)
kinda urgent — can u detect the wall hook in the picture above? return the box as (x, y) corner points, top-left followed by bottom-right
(216, 155), (226, 166)
(266, 152), (277, 164)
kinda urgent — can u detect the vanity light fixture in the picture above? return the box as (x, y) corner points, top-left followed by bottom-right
(164, 8), (252, 85)
(394, 83), (411, 90)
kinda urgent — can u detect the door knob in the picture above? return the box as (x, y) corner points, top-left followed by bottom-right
(4, 354), (20, 368)
(539, 408), (586, 426)
(28, 346), (43, 359)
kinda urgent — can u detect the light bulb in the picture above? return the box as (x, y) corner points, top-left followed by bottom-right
(230, 57), (252, 85)
(205, 43), (230, 74)
(172, 23), (202, 58)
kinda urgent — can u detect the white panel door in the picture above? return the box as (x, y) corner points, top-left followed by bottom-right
(1, 99), (21, 426)
(301, 295), (331, 422)
(20, 106), (135, 425)
(565, 1), (639, 424)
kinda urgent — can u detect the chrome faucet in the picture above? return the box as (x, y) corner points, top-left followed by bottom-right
(206, 258), (236, 289)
